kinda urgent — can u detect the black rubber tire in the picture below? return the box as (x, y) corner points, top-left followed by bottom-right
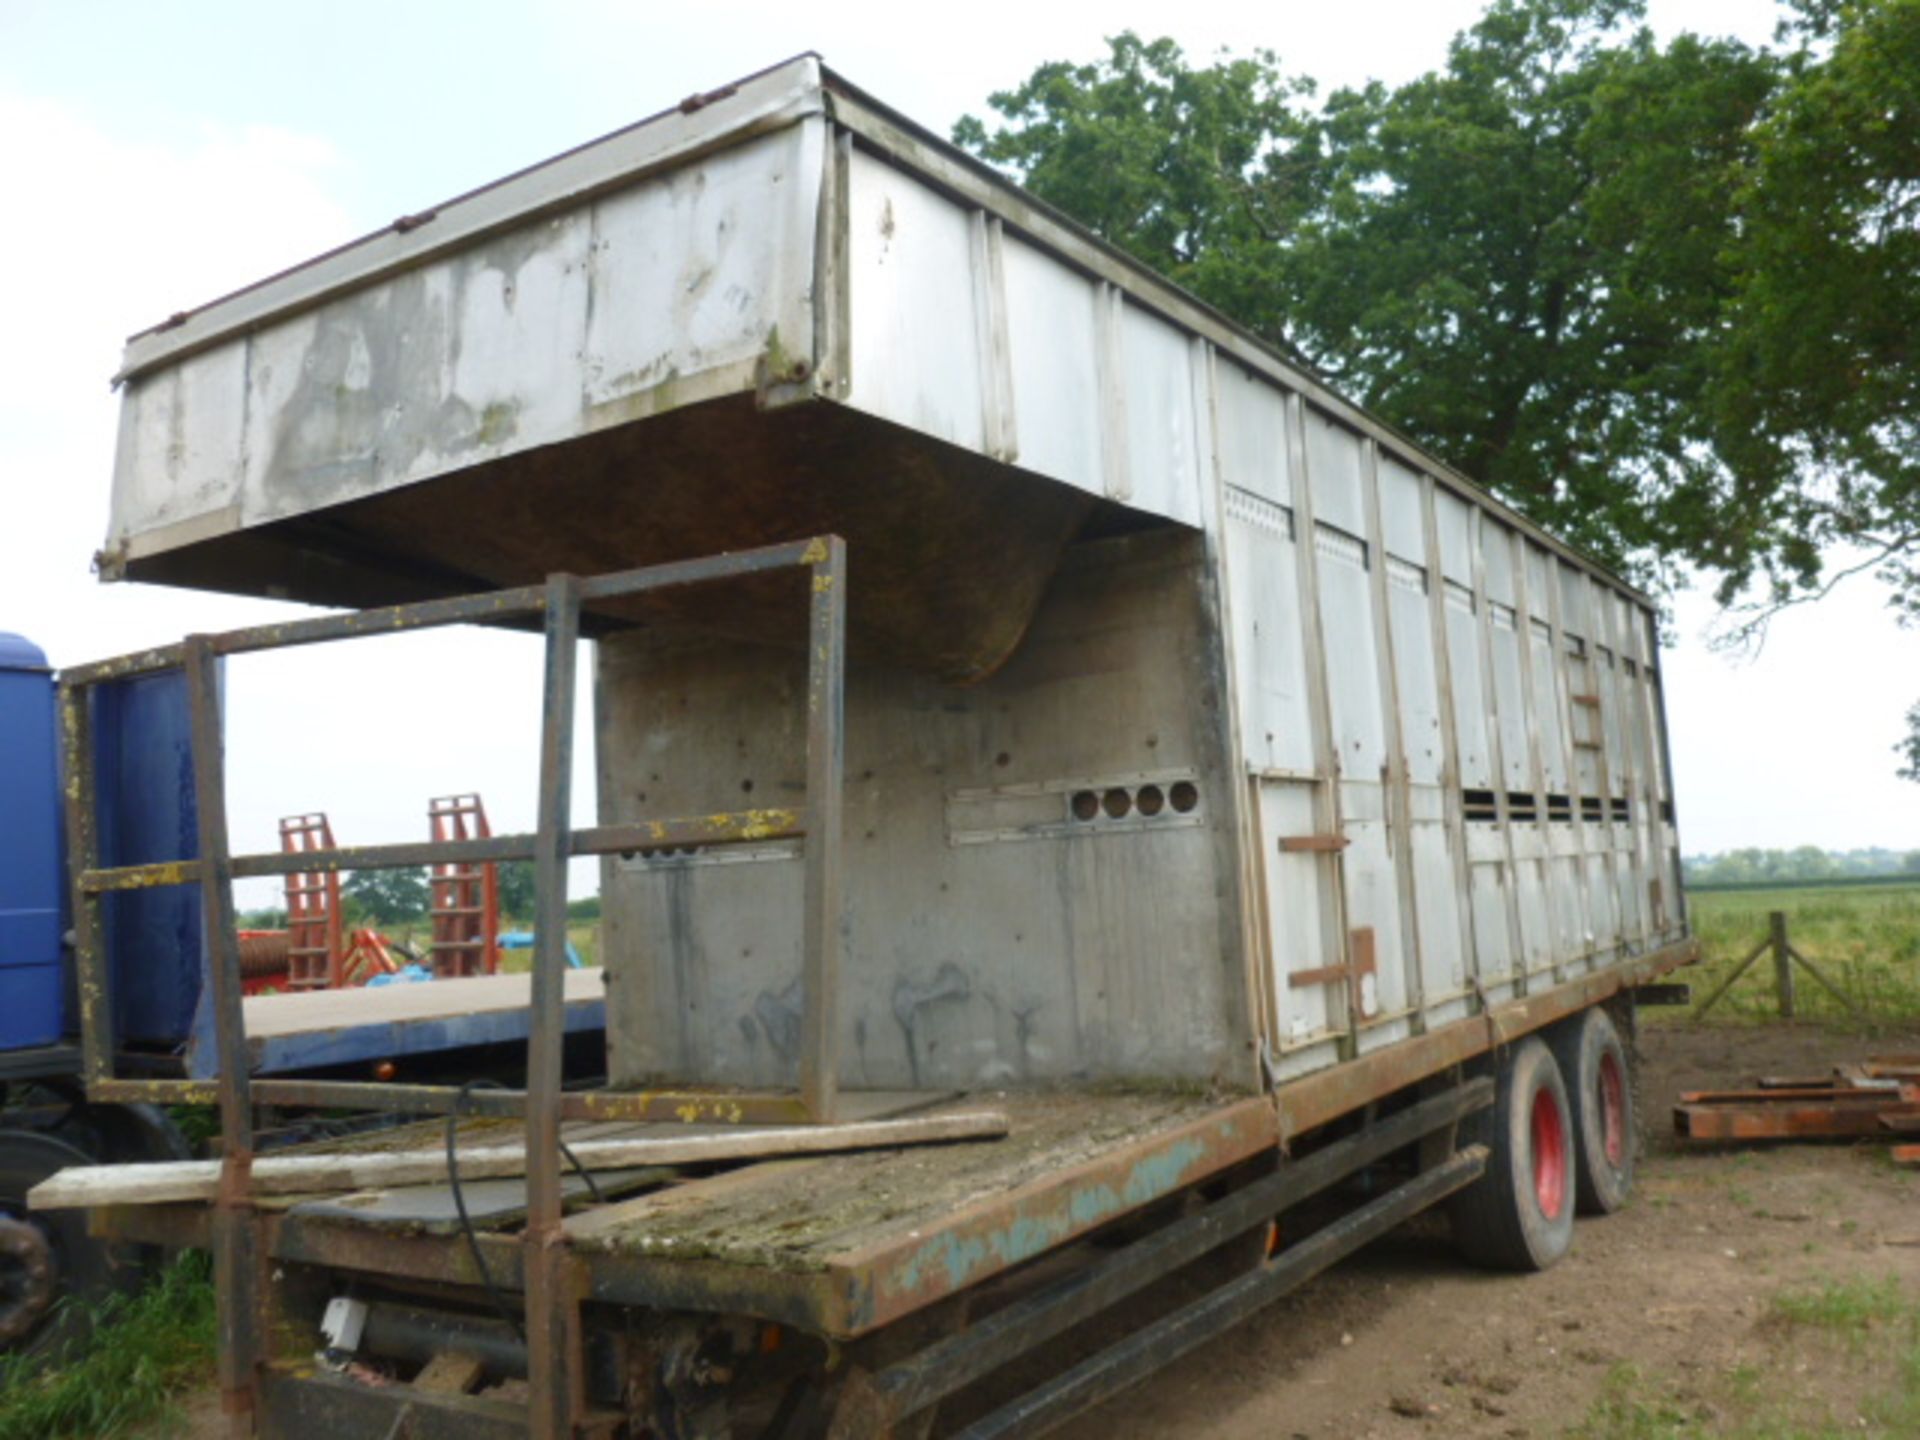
(0, 1128), (129, 1358)
(1550, 1006), (1635, 1215)
(1448, 1036), (1577, 1271)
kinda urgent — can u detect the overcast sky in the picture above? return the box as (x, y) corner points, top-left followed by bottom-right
(3, 0), (1915, 907)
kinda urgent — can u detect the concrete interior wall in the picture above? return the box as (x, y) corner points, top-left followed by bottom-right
(596, 526), (1253, 1093)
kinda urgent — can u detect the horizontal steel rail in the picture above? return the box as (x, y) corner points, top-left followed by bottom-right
(860, 1076), (1495, 1426)
(61, 538), (827, 687)
(78, 812), (804, 892)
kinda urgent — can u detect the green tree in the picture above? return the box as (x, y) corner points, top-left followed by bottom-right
(342, 867), (429, 927)
(958, 3), (1776, 581)
(1707, 0), (1920, 769)
(497, 860), (537, 920)
(958, 0), (1920, 774)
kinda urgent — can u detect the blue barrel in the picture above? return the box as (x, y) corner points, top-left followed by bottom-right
(0, 634), (65, 1049)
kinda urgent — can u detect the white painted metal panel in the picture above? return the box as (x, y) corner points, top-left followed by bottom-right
(1412, 820), (1471, 1021)
(1118, 306), (1206, 527)
(587, 124), (820, 411)
(1490, 604), (1531, 793)
(110, 344), (248, 540)
(1225, 491), (1314, 775)
(1000, 236), (1103, 494)
(1304, 412), (1366, 536)
(1445, 582), (1493, 789)
(1387, 563), (1444, 786)
(1342, 815), (1413, 1053)
(115, 120), (825, 556)
(845, 147), (986, 452)
(1316, 523), (1387, 774)
(1257, 780), (1342, 1072)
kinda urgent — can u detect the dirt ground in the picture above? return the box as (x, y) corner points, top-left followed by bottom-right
(1048, 1021), (1920, 1440)
(144, 1023), (1920, 1438)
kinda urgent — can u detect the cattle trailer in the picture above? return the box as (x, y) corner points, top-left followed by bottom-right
(70, 55), (1695, 1437)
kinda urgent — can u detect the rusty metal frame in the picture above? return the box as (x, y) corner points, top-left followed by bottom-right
(58, 535), (850, 1435)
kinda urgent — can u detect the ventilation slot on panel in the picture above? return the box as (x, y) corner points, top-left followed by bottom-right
(1610, 797), (1631, 822)
(1507, 791), (1540, 823)
(1314, 522), (1368, 569)
(1490, 603), (1518, 633)
(1444, 579), (1476, 615)
(1547, 793), (1573, 824)
(1580, 796), (1604, 822)
(1225, 486), (1296, 540)
(1069, 780), (1200, 826)
(1463, 788), (1500, 823)
(1386, 555), (1428, 596)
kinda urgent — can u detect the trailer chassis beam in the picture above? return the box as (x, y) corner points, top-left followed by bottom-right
(836, 1075), (1494, 1433)
(939, 1145), (1487, 1440)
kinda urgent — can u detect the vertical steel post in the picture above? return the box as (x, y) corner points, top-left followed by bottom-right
(801, 536), (847, 1121)
(56, 682), (114, 1085)
(1770, 911), (1795, 1020)
(526, 576), (582, 1440)
(184, 636), (260, 1434)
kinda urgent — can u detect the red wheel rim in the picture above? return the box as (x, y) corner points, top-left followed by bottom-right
(1598, 1050), (1627, 1168)
(1530, 1085), (1567, 1219)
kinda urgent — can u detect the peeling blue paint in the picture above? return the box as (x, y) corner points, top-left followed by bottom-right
(883, 1136), (1212, 1300)
(1121, 1138), (1206, 1207)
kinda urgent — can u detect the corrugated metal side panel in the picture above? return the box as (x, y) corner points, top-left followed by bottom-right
(108, 120), (825, 565)
(1199, 344), (1686, 1080)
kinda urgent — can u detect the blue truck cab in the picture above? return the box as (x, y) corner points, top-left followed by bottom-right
(0, 633), (66, 1051)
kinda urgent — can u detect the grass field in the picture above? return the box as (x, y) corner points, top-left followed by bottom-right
(1682, 880), (1920, 1025)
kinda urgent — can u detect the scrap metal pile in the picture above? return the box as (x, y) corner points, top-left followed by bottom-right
(1674, 1055), (1920, 1163)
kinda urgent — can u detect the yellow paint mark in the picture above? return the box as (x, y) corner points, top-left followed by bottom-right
(813, 573), (835, 594)
(675, 1102), (701, 1124)
(799, 537), (829, 565)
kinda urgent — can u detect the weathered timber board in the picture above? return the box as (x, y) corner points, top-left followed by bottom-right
(31, 1110), (1008, 1209)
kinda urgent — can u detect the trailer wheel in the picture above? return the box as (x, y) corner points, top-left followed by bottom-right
(1448, 1037), (1576, 1271)
(1550, 1007), (1634, 1215)
(0, 1129), (128, 1357)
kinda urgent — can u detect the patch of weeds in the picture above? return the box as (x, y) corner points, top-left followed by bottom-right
(1771, 1276), (1907, 1340)
(0, 1252), (214, 1440)
(1566, 1364), (1702, 1439)
(165, 1104), (217, 1148)
(1862, 1326), (1920, 1434)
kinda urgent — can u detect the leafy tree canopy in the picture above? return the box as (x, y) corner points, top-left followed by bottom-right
(342, 867), (429, 927)
(957, 0), (1920, 768)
